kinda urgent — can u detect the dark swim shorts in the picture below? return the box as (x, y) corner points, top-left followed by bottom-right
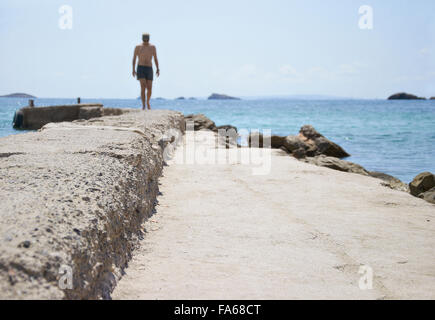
(137, 65), (154, 81)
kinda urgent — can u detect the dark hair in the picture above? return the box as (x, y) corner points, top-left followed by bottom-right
(142, 33), (150, 42)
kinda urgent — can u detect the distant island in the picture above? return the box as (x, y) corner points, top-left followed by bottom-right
(176, 97), (185, 100)
(0, 93), (36, 98)
(208, 93), (241, 100)
(388, 92), (426, 100)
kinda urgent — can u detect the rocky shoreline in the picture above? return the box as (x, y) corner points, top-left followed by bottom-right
(186, 113), (434, 204)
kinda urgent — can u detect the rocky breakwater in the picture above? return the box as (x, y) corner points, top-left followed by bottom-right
(184, 114), (411, 194)
(247, 125), (412, 192)
(0, 109), (184, 299)
(185, 113), (433, 205)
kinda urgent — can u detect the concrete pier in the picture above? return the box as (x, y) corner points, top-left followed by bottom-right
(0, 110), (184, 299)
(13, 103), (109, 130)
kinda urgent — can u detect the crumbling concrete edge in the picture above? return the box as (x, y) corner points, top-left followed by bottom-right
(75, 113), (186, 300)
(1, 111), (185, 300)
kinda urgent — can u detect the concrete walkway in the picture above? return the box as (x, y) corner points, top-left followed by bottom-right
(112, 132), (435, 300)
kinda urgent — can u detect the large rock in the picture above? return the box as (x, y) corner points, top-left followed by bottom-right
(184, 114), (217, 131)
(409, 172), (435, 196)
(369, 171), (409, 192)
(248, 133), (287, 148)
(281, 136), (312, 158)
(388, 92), (426, 100)
(282, 136), (309, 152)
(247, 126), (349, 159)
(270, 136), (286, 148)
(419, 188), (435, 204)
(299, 125), (350, 158)
(303, 155), (369, 176)
(430, 97), (435, 100)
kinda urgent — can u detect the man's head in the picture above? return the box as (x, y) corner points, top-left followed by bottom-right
(142, 33), (150, 43)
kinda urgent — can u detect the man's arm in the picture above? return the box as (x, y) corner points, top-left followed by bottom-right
(154, 46), (160, 77)
(132, 46), (138, 78)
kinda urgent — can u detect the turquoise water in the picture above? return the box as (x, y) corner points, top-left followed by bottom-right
(1, 97), (434, 183)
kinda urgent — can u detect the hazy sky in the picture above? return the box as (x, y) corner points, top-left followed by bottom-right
(0, 0), (434, 99)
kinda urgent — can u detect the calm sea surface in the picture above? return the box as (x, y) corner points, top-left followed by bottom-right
(1, 97), (434, 183)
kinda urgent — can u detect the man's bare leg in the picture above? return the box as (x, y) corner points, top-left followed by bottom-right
(140, 79), (146, 110)
(146, 79), (153, 110)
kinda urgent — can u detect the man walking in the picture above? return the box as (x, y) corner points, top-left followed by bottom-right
(132, 33), (160, 110)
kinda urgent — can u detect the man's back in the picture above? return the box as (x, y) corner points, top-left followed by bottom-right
(133, 33), (160, 110)
(136, 43), (155, 67)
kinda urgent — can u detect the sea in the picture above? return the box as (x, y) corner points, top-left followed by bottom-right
(1, 97), (434, 183)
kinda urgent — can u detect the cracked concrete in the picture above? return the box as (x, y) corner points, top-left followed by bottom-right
(113, 131), (435, 300)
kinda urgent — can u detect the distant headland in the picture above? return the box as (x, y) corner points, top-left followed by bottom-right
(208, 93), (241, 100)
(388, 92), (426, 100)
(0, 93), (36, 98)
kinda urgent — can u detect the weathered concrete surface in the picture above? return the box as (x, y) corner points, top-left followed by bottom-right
(113, 131), (435, 300)
(13, 104), (102, 130)
(0, 110), (184, 299)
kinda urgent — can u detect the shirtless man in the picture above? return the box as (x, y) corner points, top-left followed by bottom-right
(132, 33), (160, 110)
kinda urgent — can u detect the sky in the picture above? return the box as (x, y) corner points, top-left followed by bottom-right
(0, 0), (434, 99)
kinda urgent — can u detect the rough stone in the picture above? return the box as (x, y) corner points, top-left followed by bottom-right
(369, 171), (409, 192)
(282, 135), (310, 153)
(409, 172), (435, 197)
(247, 126), (348, 160)
(302, 155), (369, 176)
(299, 125), (350, 158)
(184, 114), (217, 131)
(247, 133), (286, 148)
(419, 188), (435, 204)
(0, 110), (184, 299)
